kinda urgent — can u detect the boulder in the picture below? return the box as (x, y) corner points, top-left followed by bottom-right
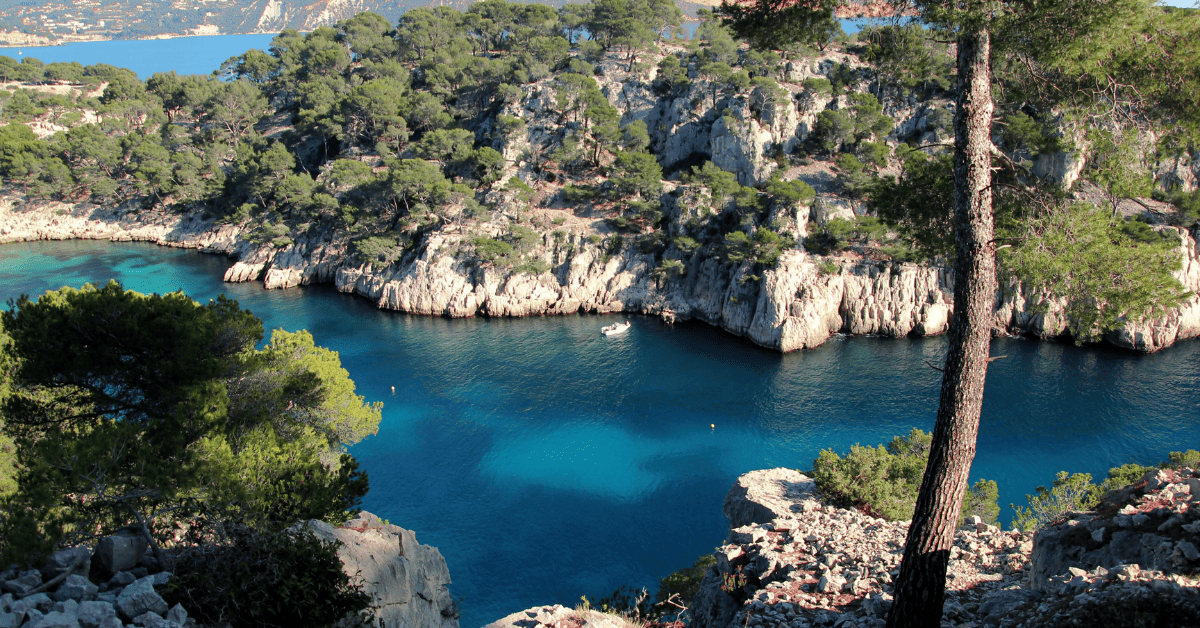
(483, 605), (639, 628)
(52, 575), (98, 602)
(115, 576), (168, 620)
(92, 529), (148, 579)
(41, 548), (91, 581)
(75, 601), (117, 628)
(305, 511), (457, 628)
(27, 610), (79, 628)
(1, 571), (41, 596)
(722, 468), (817, 530)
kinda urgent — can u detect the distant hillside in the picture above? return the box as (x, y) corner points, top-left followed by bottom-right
(0, 0), (719, 43)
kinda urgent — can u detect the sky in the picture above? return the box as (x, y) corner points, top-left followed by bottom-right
(1160, 0), (1197, 5)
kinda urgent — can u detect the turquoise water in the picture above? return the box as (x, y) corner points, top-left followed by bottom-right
(3, 240), (1200, 626)
(0, 34), (277, 78)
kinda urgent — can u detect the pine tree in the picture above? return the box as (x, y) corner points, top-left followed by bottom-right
(717, 1), (1200, 625)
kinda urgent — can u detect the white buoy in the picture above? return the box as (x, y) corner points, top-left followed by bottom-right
(391, 385), (395, 394)
(710, 423), (715, 430)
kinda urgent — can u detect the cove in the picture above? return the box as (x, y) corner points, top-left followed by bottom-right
(3, 240), (1200, 627)
(0, 34), (278, 79)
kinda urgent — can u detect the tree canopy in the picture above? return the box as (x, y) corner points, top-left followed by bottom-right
(0, 282), (380, 564)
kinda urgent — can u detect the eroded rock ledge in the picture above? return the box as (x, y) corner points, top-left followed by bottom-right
(4, 196), (1200, 354)
(684, 468), (1200, 628)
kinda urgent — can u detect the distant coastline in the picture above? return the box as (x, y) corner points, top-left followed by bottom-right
(0, 30), (283, 49)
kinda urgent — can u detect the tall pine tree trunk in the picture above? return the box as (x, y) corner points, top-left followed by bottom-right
(886, 26), (996, 628)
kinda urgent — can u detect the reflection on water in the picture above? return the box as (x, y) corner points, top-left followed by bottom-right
(3, 240), (1200, 627)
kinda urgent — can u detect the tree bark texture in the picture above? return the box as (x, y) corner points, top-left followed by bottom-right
(886, 27), (997, 628)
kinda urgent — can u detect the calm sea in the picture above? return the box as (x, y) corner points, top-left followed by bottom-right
(0, 34), (277, 78)
(2, 240), (1199, 626)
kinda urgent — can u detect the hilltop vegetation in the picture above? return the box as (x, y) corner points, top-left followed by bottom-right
(0, 1), (1194, 346)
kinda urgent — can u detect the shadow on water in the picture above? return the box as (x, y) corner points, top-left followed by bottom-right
(4, 241), (1200, 626)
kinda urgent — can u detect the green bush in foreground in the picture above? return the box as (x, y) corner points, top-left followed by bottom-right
(163, 523), (372, 628)
(1011, 449), (1200, 531)
(811, 428), (999, 524)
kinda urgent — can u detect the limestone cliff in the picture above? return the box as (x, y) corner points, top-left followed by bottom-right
(307, 511), (459, 628)
(3, 41), (1200, 354)
(6, 191), (1200, 354)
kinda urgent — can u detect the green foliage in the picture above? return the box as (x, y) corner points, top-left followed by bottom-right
(512, 257), (552, 275)
(608, 150), (663, 200)
(802, 78), (833, 95)
(1012, 449), (1200, 531)
(813, 429), (999, 524)
(562, 184), (598, 203)
(1166, 450), (1200, 469)
(962, 479), (1001, 526)
(862, 24), (953, 96)
(1086, 128), (1154, 213)
(655, 554), (716, 614)
(674, 236), (701, 255)
(870, 150), (956, 260)
(805, 216), (899, 256)
(1000, 203), (1189, 341)
(717, 0), (842, 52)
(0, 283), (379, 563)
(723, 228), (794, 266)
(816, 260), (840, 276)
(1011, 471), (1100, 531)
(763, 174), (816, 208)
(163, 524), (372, 628)
(507, 176), (535, 201)
(472, 237), (515, 264)
(812, 110), (853, 153)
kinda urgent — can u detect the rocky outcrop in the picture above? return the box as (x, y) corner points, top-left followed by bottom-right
(8, 192), (1200, 355)
(1029, 467), (1200, 587)
(0, 511), (455, 628)
(306, 511), (458, 628)
(684, 468), (1200, 628)
(1, 553), (187, 628)
(483, 605), (640, 628)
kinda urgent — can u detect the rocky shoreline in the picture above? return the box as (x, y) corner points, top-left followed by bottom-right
(487, 468), (1200, 628)
(6, 468), (1199, 628)
(4, 194), (1200, 354)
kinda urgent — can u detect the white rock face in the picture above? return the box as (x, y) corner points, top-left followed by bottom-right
(483, 605), (640, 628)
(7, 194), (1200, 355)
(305, 512), (458, 628)
(688, 468), (1200, 628)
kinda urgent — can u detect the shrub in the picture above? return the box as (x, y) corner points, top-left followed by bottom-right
(354, 236), (403, 268)
(812, 428), (999, 523)
(802, 77), (833, 95)
(674, 236), (701, 255)
(563, 184), (597, 203)
(816, 260), (840, 276)
(656, 554), (716, 617)
(1166, 449), (1200, 469)
(472, 237), (514, 264)
(1011, 471), (1100, 531)
(1012, 449), (1200, 531)
(507, 176), (534, 201)
(163, 523), (372, 628)
(512, 257), (551, 275)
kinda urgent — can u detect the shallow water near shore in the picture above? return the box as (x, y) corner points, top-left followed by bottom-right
(3, 239), (1200, 626)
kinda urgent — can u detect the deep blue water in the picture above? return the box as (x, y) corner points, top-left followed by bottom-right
(3, 240), (1200, 626)
(0, 34), (277, 79)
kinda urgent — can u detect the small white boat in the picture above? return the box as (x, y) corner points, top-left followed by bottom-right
(602, 321), (631, 336)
